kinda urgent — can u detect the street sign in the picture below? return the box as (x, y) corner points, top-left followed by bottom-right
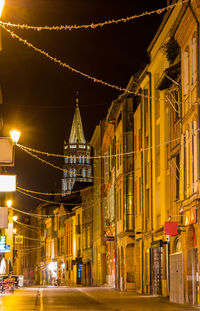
(0, 138), (14, 166)
(0, 175), (16, 192)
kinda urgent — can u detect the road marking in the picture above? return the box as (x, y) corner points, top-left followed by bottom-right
(40, 288), (43, 311)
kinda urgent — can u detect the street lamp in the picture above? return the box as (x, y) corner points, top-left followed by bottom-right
(10, 130), (21, 144)
(12, 216), (17, 222)
(6, 200), (12, 208)
(13, 228), (16, 234)
(0, 0), (4, 17)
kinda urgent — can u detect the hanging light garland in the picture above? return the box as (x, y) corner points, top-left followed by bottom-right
(0, 1), (188, 32)
(0, 24), (134, 94)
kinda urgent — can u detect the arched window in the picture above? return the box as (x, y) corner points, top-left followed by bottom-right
(87, 168), (91, 177)
(73, 155), (76, 164)
(174, 237), (182, 253)
(70, 155), (73, 164)
(82, 168), (86, 177)
(79, 155), (82, 164)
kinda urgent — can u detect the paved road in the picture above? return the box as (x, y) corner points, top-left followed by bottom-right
(0, 287), (199, 311)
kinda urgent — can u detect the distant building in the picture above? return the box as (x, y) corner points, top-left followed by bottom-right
(62, 96), (92, 194)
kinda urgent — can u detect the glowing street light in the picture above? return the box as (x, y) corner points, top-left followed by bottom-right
(10, 130), (21, 144)
(0, 0), (4, 17)
(12, 215), (17, 222)
(6, 200), (12, 208)
(13, 228), (16, 234)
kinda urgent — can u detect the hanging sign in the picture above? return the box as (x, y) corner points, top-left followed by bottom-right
(164, 221), (178, 235)
(184, 208), (196, 226)
(0, 175), (16, 192)
(15, 235), (23, 244)
(0, 138), (14, 166)
(0, 207), (8, 228)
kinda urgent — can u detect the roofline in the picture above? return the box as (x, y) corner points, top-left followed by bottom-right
(147, 0), (177, 54)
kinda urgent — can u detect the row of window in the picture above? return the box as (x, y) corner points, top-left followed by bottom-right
(65, 154), (90, 164)
(64, 168), (92, 178)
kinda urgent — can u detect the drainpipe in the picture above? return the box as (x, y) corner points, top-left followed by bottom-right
(140, 88), (144, 294)
(147, 71), (153, 294)
(189, 2), (200, 181)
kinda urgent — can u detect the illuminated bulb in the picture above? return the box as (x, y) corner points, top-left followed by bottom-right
(10, 130), (21, 144)
(12, 216), (17, 222)
(0, 0), (4, 17)
(13, 228), (16, 234)
(6, 200), (12, 208)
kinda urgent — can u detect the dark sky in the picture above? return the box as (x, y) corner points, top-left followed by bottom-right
(0, 0), (165, 211)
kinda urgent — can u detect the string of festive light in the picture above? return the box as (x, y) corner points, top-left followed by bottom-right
(17, 130), (186, 162)
(1, 24), (199, 107)
(14, 154), (186, 219)
(0, 1), (188, 32)
(15, 220), (40, 229)
(17, 144), (103, 180)
(15, 220), (40, 233)
(10, 205), (57, 218)
(17, 188), (83, 206)
(17, 246), (44, 252)
(16, 167), (138, 197)
(16, 154), (182, 201)
(1, 25), (134, 95)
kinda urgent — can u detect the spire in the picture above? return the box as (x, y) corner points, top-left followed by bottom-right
(69, 93), (86, 144)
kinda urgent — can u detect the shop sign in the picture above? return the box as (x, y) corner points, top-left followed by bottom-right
(15, 235), (23, 244)
(4, 245), (10, 252)
(164, 221), (178, 235)
(0, 235), (6, 252)
(184, 208), (196, 226)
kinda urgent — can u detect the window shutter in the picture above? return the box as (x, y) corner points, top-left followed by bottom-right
(192, 37), (197, 84)
(191, 122), (194, 192)
(193, 121), (198, 192)
(183, 51), (189, 95)
(186, 130), (190, 197)
(180, 135), (184, 200)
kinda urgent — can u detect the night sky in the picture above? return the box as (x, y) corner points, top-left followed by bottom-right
(0, 0), (164, 211)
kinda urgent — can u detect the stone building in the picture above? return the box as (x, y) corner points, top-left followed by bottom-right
(62, 97), (92, 194)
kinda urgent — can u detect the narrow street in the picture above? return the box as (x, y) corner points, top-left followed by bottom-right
(0, 287), (199, 311)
